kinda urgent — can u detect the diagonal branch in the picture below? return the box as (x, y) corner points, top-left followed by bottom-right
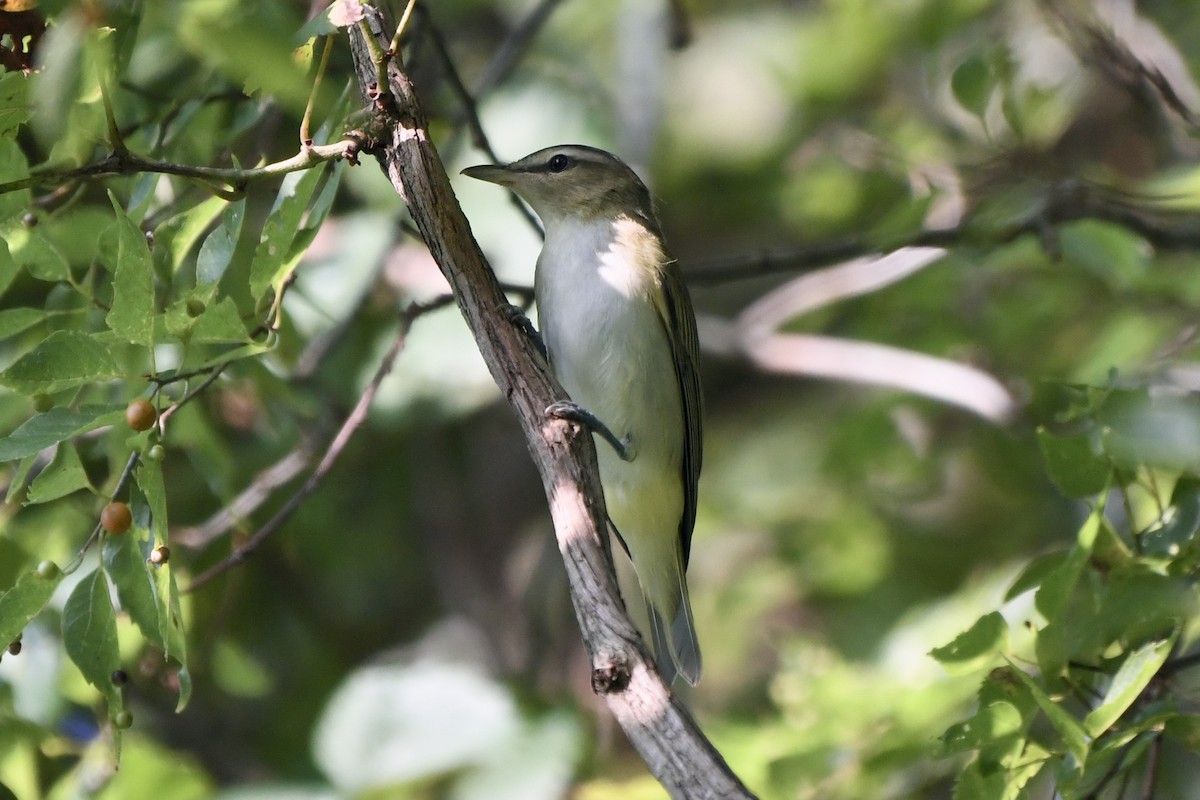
(344, 5), (755, 798)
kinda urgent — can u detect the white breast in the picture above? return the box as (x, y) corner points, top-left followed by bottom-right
(534, 215), (685, 524)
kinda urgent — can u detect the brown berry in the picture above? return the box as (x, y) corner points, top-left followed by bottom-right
(149, 546), (170, 565)
(7, 640), (21, 656)
(125, 399), (157, 432)
(111, 670), (128, 685)
(101, 502), (132, 534)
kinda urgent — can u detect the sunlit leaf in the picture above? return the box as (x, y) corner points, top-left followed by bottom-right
(0, 566), (65, 651)
(249, 164), (329, 300)
(1005, 663), (1089, 764)
(0, 71), (30, 139)
(196, 198), (245, 286)
(1083, 636), (1174, 738)
(930, 611), (1008, 674)
(1034, 504), (1101, 619)
(62, 568), (124, 716)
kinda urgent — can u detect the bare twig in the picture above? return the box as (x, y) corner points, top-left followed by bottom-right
(185, 295), (455, 592)
(418, 3), (543, 234)
(0, 139), (361, 197)
(345, 7), (755, 797)
(173, 440), (316, 549)
(686, 181), (1200, 284)
(469, 0), (568, 100)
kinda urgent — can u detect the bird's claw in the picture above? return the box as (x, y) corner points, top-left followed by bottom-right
(545, 401), (635, 462)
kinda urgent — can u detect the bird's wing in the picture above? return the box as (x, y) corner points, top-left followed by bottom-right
(653, 259), (703, 567)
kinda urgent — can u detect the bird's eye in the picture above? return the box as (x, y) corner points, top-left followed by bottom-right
(548, 154), (571, 173)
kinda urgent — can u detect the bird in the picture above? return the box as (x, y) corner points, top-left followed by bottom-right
(463, 145), (704, 685)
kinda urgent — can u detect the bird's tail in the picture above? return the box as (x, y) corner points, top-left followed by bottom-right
(648, 575), (702, 686)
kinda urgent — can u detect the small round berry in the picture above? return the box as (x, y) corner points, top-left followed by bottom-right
(36, 560), (60, 579)
(146, 444), (165, 462)
(125, 399), (157, 432)
(111, 670), (129, 685)
(185, 298), (206, 318)
(113, 710), (133, 729)
(21, 212), (37, 228)
(7, 640), (21, 656)
(144, 230), (154, 247)
(149, 546), (170, 565)
(32, 394), (54, 413)
(101, 502), (132, 535)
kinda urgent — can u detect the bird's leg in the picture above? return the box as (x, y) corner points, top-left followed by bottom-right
(502, 303), (546, 360)
(545, 401), (636, 462)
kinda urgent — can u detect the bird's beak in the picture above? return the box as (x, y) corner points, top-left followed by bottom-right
(461, 164), (516, 186)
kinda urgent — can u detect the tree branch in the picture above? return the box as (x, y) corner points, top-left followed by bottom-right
(686, 179), (1200, 284)
(345, 5), (755, 798)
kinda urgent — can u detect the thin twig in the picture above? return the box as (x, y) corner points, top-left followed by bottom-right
(300, 36), (335, 147)
(419, 3), (543, 234)
(469, 0), (567, 99)
(387, 0), (419, 58)
(64, 451), (140, 574)
(185, 294), (455, 592)
(686, 181), (1200, 284)
(0, 139), (360, 197)
(173, 439), (316, 549)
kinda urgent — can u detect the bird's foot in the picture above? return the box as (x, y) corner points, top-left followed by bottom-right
(503, 303), (546, 359)
(545, 401), (635, 462)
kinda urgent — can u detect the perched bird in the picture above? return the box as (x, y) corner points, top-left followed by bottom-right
(464, 145), (704, 685)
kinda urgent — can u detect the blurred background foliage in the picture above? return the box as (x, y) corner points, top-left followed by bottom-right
(2, 0), (1200, 798)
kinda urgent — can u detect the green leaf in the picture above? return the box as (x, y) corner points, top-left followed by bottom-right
(106, 192), (157, 345)
(25, 441), (92, 504)
(103, 529), (160, 645)
(0, 307), (46, 342)
(1005, 662), (1090, 764)
(0, 404), (125, 461)
(939, 701), (1023, 755)
(951, 54), (991, 117)
(1083, 636), (1175, 737)
(1036, 426), (1109, 498)
(930, 611), (1008, 674)
(0, 331), (121, 395)
(0, 238), (18, 299)
(0, 71), (30, 139)
(62, 568), (124, 714)
(1035, 503), (1102, 619)
(1164, 715), (1200, 748)
(0, 139), (31, 223)
(1004, 551), (1067, 601)
(136, 459), (190, 710)
(190, 297), (249, 343)
(157, 195), (229, 277)
(196, 198), (245, 285)
(249, 165), (327, 299)
(6, 226), (70, 281)
(4, 453), (37, 503)
(0, 566), (65, 650)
